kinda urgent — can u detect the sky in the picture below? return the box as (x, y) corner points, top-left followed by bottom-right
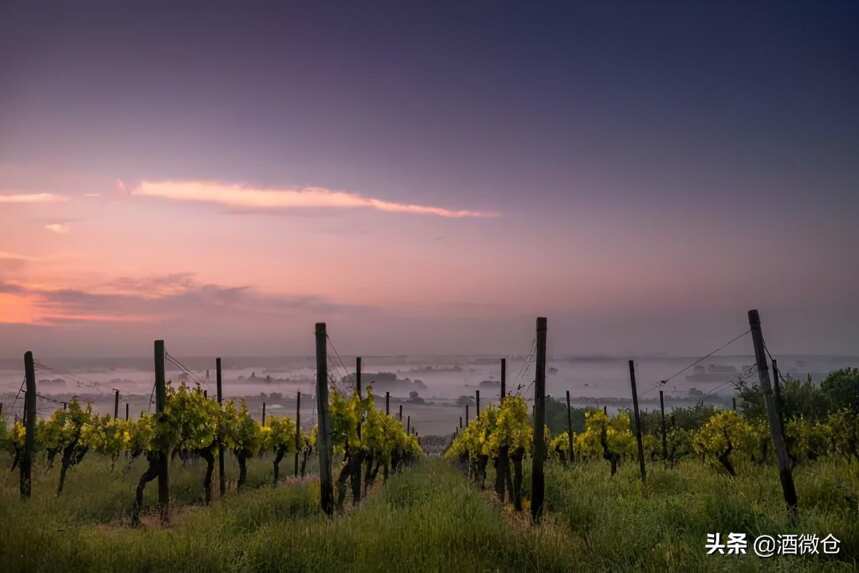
(1, 1), (858, 358)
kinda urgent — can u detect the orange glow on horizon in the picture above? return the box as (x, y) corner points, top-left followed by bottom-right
(0, 293), (36, 324)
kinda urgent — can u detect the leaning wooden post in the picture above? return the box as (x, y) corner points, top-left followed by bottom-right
(385, 391), (390, 415)
(628, 360), (646, 482)
(20, 351), (36, 498)
(772, 359), (787, 436)
(531, 316), (548, 523)
(659, 388), (668, 461)
(216, 357), (226, 497)
(749, 309), (798, 520)
(565, 390), (575, 463)
(154, 340), (169, 524)
(114, 389), (120, 419)
(294, 391), (301, 477)
(315, 323), (334, 516)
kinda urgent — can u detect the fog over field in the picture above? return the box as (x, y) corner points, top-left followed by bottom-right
(2, 352), (854, 435)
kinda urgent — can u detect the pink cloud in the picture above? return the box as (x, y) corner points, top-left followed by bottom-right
(132, 180), (499, 219)
(0, 193), (67, 204)
(0, 251), (39, 262)
(44, 223), (70, 234)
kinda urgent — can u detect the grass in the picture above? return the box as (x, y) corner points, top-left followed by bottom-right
(541, 457), (859, 571)
(1, 451), (857, 572)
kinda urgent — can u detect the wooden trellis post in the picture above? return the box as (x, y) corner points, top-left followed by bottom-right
(500, 358), (506, 400)
(154, 340), (169, 523)
(749, 309), (798, 520)
(565, 390), (574, 463)
(659, 388), (668, 461)
(20, 351), (36, 498)
(531, 317), (547, 523)
(114, 389), (120, 419)
(629, 360), (646, 482)
(294, 390), (301, 477)
(217, 357), (226, 497)
(315, 323), (334, 516)
(356, 356), (362, 397)
(352, 356), (363, 504)
(495, 358), (509, 501)
(385, 391), (390, 415)
(772, 359), (787, 436)
(475, 390), (480, 417)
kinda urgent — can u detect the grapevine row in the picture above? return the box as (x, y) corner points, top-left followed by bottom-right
(2, 381), (422, 521)
(446, 400), (859, 492)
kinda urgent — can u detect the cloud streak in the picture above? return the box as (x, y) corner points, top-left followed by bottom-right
(0, 251), (39, 262)
(45, 223), (70, 234)
(0, 193), (67, 204)
(132, 180), (498, 219)
(0, 273), (363, 327)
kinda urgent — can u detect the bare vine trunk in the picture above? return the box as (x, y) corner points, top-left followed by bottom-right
(200, 449), (215, 504)
(600, 426), (620, 476)
(349, 448), (363, 505)
(273, 446), (285, 486)
(300, 448), (310, 477)
(477, 454), (489, 489)
(363, 451), (374, 496)
(511, 448), (524, 511)
(237, 453), (248, 491)
(493, 456), (504, 501)
(57, 441), (87, 496)
(336, 458), (352, 511)
(131, 453), (161, 527)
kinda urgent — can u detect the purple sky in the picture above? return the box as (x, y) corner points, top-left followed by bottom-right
(1, 1), (858, 357)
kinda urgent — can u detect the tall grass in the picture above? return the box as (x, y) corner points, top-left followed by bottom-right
(541, 457), (859, 571)
(1, 450), (857, 572)
(1, 456), (575, 572)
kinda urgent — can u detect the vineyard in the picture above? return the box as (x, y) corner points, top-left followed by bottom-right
(4, 379), (421, 523)
(1, 314), (858, 572)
